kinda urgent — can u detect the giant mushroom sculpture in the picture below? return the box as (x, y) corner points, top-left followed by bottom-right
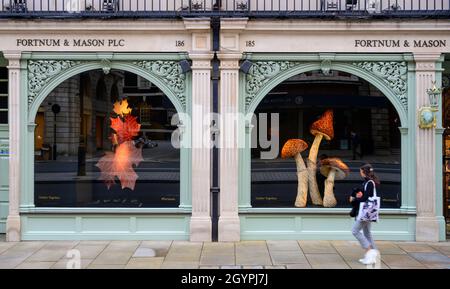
(320, 158), (350, 208)
(281, 139), (309, 207)
(307, 109), (334, 206)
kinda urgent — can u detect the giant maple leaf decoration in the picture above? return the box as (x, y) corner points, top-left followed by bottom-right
(110, 115), (141, 144)
(96, 141), (144, 191)
(113, 141), (143, 190)
(113, 99), (132, 117)
(96, 100), (144, 191)
(95, 152), (116, 190)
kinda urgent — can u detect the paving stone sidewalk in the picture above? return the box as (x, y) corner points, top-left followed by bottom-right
(0, 238), (449, 269)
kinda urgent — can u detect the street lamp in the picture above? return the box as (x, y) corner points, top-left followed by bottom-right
(51, 104), (61, 160)
(419, 81), (443, 129)
(427, 81), (442, 110)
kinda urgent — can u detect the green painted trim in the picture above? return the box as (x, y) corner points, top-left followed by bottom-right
(20, 61), (33, 209)
(21, 214), (190, 241)
(402, 58), (418, 211)
(239, 208), (416, 215)
(240, 214), (416, 241)
(180, 72), (192, 209)
(435, 55), (446, 241)
(0, 54), (6, 67)
(21, 63), (33, 208)
(20, 207), (192, 214)
(238, 71), (251, 209)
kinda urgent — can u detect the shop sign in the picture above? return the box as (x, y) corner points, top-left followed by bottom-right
(16, 38), (126, 48)
(355, 39), (447, 48)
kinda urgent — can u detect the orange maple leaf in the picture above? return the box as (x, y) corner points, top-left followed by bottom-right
(110, 115), (141, 144)
(96, 141), (144, 191)
(113, 99), (132, 117)
(95, 152), (116, 190)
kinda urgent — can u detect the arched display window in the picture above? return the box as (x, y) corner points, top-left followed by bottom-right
(250, 70), (401, 209)
(33, 69), (183, 208)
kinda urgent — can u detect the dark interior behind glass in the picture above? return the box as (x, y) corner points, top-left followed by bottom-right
(251, 71), (401, 209)
(34, 70), (180, 208)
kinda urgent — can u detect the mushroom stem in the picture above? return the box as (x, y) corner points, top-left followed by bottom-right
(307, 159), (323, 206)
(307, 134), (324, 206)
(294, 153), (308, 208)
(323, 169), (337, 208)
(308, 134), (324, 163)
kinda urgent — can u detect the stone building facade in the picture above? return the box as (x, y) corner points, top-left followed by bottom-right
(0, 1), (448, 243)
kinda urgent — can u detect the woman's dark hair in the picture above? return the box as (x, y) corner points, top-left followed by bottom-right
(360, 163), (380, 185)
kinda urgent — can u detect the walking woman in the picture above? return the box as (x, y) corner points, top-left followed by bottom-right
(349, 163), (380, 265)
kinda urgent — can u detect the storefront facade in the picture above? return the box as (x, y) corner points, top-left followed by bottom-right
(0, 1), (449, 243)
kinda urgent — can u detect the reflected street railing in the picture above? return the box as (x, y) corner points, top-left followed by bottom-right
(0, 0), (449, 18)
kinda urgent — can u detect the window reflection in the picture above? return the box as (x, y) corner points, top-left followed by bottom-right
(251, 71), (401, 209)
(34, 70), (180, 208)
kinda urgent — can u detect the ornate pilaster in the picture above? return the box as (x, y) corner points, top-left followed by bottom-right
(218, 53), (242, 242)
(189, 53), (213, 242)
(413, 52), (443, 242)
(4, 51), (22, 242)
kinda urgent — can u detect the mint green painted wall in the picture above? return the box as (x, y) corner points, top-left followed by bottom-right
(0, 126), (8, 234)
(21, 214), (190, 240)
(240, 214), (416, 241)
(0, 55), (8, 233)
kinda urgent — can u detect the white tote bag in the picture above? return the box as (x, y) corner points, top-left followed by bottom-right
(357, 180), (380, 222)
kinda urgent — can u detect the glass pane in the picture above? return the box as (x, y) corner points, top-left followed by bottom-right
(0, 82), (7, 94)
(34, 70), (181, 208)
(0, 67), (7, 79)
(0, 111), (7, 124)
(251, 71), (401, 209)
(0, 96), (7, 109)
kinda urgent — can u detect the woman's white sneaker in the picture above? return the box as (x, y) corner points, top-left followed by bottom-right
(361, 249), (379, 265)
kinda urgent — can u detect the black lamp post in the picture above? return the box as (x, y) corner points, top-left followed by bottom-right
(51, 104), (61, 161)
(77, 74), (88, 176)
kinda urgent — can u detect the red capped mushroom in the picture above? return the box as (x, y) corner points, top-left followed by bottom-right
(307, 110), (334, 206)
(320, 158), (350, 208)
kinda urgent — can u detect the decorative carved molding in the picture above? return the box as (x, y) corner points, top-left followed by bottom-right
(244, 60), (409, 113)
(134, 60), (187, 110)
(353, 61), (408, 110)
(28, 60), (81, 108)
(28, 59), (188, 111)
(101, 59), (112, 75)
(245, 61), (301, 110)
(320, 59), (332, 76)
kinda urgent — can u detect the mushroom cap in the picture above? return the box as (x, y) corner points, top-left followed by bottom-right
(310, 109), (334, 141)
(281, 139), (309, 159)
(320, 158), (350, 180)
